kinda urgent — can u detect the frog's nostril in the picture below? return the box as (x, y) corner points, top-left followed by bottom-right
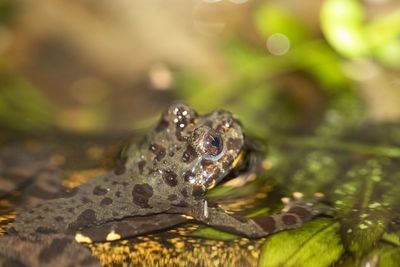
(223, 117), (234, 128)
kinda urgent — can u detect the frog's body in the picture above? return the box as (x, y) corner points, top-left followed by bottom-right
(1, 103), (324, 266)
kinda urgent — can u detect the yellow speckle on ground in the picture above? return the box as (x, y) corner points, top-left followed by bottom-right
(293, 192), (304, 199)
(89, 233), (263, 267)
(262, 159), (272, 170)
(63, 169), (107, 188)
(75, 233), (93, 243)
(106, 231), (122, 241)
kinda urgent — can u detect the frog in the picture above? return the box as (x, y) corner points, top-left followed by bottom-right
(0, 103), (325, 266)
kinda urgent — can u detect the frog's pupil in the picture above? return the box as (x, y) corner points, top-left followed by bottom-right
(211, 137), (220, 148)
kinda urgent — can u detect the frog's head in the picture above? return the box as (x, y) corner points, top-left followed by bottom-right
(149, 103), (244, 199)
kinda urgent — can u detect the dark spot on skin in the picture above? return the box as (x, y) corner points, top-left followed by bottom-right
(81, 197), (92, 204)
(175, 200), (189, 207)
(100, 197), (113, 206)
(232, 214), (247, 223)
(132, 183), (154, 208)
(288, 206), (311, 219)
(115, 191), (121, 197)
(38, 238), (71, 263)
(55, 216), (64, 222)
(114, 156), (127, 175)
(112, 181), (119, 185)
(93, 186), (108, 196)
(138, 160), (146, 174)
(122, 182), (129, 186)
(36, 227), (57, 234)
(36, 215), (44, 220)
(149, 143), (166, 161)
(227, 138), (243, 151)
(67, 207), (74, 213)
(253, 216), (276, 232)
(68, 209), (97, 230)
(192, 185), (205, 199)
(163, 170), (178, 187)
(168, 194), (178, 201)
(181, 188), (188, 197)
(59, 187), (79, 198)
(182, 145), (197, 163)
(282, 214), (298, 226)
(156, 118), (169, 132)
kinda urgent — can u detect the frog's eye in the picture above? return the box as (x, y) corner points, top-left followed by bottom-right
(195, 128), (224, 160)
(205, 134), (222, 155)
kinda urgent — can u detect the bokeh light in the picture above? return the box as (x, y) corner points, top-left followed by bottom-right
(266, 33), (290, 56)
(148, 63), (173, 91)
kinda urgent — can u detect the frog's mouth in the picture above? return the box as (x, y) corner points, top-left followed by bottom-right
(220, 143), (264, 186)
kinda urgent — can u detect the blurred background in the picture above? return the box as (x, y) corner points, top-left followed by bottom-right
(1, 0), (399, 136)
(2, 1), (400, 265)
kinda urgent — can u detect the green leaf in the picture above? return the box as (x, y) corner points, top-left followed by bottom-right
(382, 232), (400, 247)
(190, 227), (239, 241)
(258, 219), (344, 267)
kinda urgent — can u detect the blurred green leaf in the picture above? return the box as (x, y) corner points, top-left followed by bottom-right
(191, 227), (239, 241)
(268, 123), (400, 264)
(0, 61), (56, 130)
(382, 232), (400, 246)
(366, 9), (400, 68)
(254, 4), (311, 46)
(0, 0), (15, 23)
(321, 0), (369, 58)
